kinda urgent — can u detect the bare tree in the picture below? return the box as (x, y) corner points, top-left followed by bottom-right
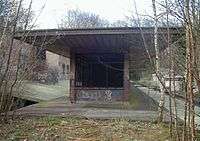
(152, 0), (166, 123)
(0, 0), (37, 121)
(60, 9), (110, 28)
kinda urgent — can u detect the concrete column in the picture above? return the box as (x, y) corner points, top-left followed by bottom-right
(69, 52), (76, 103)
(123, 53), (130, 101)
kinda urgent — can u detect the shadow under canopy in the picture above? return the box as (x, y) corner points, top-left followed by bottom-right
(14, 27), (180, 101)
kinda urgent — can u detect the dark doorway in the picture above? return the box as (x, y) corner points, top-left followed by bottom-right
(75, 53), (124, 88)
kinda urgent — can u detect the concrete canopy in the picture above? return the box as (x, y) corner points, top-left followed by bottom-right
(14, 27), (181, 102)
(14, 27), (180, 58)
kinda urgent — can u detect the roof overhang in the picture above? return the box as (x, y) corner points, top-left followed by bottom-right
(14, 27), (181, 58)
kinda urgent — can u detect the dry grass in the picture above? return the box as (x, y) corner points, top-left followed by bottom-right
(0, 116), (173, 141)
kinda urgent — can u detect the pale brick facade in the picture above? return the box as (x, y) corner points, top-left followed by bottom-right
(46, 51), (70, 80)
(1, 39), (70, 82)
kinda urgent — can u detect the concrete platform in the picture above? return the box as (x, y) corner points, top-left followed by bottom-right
(10, 94), (172, 122)
(136, 85), (200, 129)
(14, 81), (69, 102)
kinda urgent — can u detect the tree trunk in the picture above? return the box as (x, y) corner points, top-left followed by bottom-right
(184, 0), (196, 140)
(152, 0), (165, 122)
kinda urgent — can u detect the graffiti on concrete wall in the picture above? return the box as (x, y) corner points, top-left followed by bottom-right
(105, 90), (112, 101)
(76, 89), (123, 101)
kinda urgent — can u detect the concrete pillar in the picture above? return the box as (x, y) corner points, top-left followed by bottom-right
(69, 52), (76, 103)
(123, 54), (130, 101)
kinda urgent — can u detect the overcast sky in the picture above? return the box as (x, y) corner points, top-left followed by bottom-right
(23, 0), (152, 29)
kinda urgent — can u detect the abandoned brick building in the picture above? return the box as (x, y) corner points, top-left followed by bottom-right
(15, 27), (178, 102)
(34, 50), (70, 82)
(0, 39), (70, 82)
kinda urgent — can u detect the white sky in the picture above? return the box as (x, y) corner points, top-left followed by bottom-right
(23, 0), (152, 29)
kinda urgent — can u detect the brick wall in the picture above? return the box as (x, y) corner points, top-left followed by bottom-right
(46, 51), (70, 80)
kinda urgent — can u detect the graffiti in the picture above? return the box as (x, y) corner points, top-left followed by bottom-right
(76, 89), (123, 101)
(105, 90), (112, 101)
(77, 90), (101, 101)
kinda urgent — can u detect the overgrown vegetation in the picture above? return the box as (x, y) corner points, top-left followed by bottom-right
(0, 0), (35, 121)
(0, 117), (177, 141)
